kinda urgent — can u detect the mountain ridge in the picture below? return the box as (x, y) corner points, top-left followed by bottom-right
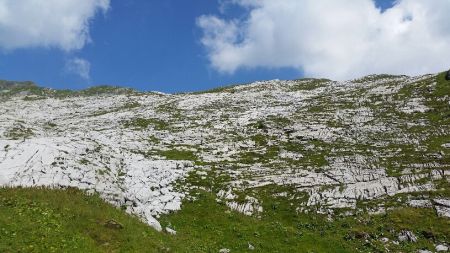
(0, 72), (421, 96)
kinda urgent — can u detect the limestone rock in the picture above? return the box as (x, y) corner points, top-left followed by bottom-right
(398, 230), (417, 243)
(165, 227), (177, 235)
(436, 244), (449, 252)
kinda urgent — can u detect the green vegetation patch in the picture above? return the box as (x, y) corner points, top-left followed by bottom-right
(124, 118), (169, 130)
(424, 72), (450, 124)
(352, 74), (403, 83)
(0, 188), (168, 252)
(1, 185), (449, 253)
(79, 86), (135, 96)
(121, 101), (141, 110)
(23, 95), (46, 101)
(4, 124), (34, 140)
(290, 78), (330, 91)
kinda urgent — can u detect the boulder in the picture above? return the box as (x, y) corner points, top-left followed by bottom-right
(165, 227), (177, 235)
(398, 230), (417, 243)
(436, 244), (449, 252)
(380, 237), (389, 243)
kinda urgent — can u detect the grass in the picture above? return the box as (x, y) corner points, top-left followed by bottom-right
(0, 73), (449, 252)
(0, 187), (448, 253)
(0, 188), (165, 253)
(158, 190), (350, 253)
(79, 86), (135, 96)
(190, 82), (246, 94)
(4, 124), (34, 140)
(290, 78), (330, 91)
(191, 85), (235, 94)
(121, 101), (141, 110)
(279, 140), (330, 168)
(424, 72), (450, 125)
(23, 96), (46, 101)
(124, 118), (169, 130)
(88, 102), (141, 117)
(352, 74), (403, 84)
(251, 134), (268, 146)
(0, 83), (136, 99)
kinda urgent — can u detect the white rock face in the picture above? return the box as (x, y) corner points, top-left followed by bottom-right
(165, 227), (177, 235)
(408, 199), (432, 208)
(217, 189), (263, 216)
(433, 199), (450, 218)
(436, 244), (448, 252)
(436, 244), (449, 252)
(0, 73), (448, 227)
(398, 230), (417, 243)
(0, 95), (194, 230)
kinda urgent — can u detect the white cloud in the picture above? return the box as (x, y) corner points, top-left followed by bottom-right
(65, 57), (91, 81)
(197, 0), (450, 80)
(0, 0), (110, 51)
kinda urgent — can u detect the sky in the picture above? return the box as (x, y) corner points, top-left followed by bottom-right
(0, 0), (449, 93)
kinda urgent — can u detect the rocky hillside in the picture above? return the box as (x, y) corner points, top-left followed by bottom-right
(0, 72), (449, 252)
(0, 80), (36, 90)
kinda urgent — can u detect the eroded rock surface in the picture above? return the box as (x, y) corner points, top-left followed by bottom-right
(0, 74), (449, 228)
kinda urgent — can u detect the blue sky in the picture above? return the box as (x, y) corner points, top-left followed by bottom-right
(2, 0), (449, 93)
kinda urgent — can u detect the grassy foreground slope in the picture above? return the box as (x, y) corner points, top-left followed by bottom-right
(0, 187), (448, 253)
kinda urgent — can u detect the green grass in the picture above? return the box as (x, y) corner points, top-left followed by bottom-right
(79, 86), (135, 96)
(0, 188), (165, 253)
(0, 83), (136, 99)
(0, 73), (449, 252)
(124, 118), (169, 130)
(4, 124), (34, 140)
(290, 78), (330, 91)
(352, 74), (403, 83)
(189, 82), (246, 94)
(121, 101), (141, 110)
(88, 102), (141, 117)
(425, 72), (450, 125)
(251, 134), (268, 146)
(23, 96), (46, 101)
(1, 187), (448, 253)
(190, 85), (235, 94)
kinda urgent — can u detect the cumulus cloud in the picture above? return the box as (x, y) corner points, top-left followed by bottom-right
(197, 0), (450, 80)
(65, 57), (91, 81)
(0, 0), (110, 51)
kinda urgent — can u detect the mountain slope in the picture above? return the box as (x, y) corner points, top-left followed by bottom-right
(0, 72), (449, 252)
(2, 187), (448, 252)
